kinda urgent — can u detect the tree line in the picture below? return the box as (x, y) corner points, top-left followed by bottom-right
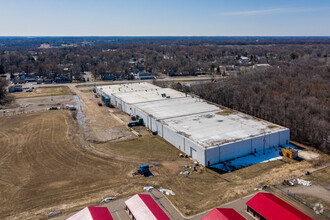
(186, 59), (329, 153)
(0, 38), (329, 80)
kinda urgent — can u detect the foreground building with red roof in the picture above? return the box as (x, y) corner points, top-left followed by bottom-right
(202, 208), (246, 220)
(125, 194), (170, 220)
(246, 192), (313, 220)
(67, 207), (113, 220)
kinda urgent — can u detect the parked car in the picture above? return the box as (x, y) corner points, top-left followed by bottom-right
(49, 106), (60, 110)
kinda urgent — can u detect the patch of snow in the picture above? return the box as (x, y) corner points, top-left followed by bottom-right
(143, 186), (154, 191)
(298, 151), (320, 160)
(159, 188), (175, 196)
(297, 178), (312, 186)
(46, 210), (61, 217)
(101, 197), (115, 203)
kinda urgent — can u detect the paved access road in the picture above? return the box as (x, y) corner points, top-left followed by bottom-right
(20, 75), (223, 89)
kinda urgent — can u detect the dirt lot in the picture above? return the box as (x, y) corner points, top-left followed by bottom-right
(0, 86), (329, 219)
(277, 166), (330, 218)
(0, 95), (75, 116)
(69, 85), (134, 143)
(13, 86), (71, 99)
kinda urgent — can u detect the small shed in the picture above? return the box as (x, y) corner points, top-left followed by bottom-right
(125, 194), (170, 220)
(246, 192), (313, 220)
(283, 147), (298, 159)
(67, 207), (113, 220)
(202, 208), (246, 220)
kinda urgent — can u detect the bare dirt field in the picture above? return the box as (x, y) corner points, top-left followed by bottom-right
(70, 86), (134, 143)
(13, 86), (71, 99)
(0, 111), (151, 219)
(0, 87), (328, 219)
(0, 95), (75, 116)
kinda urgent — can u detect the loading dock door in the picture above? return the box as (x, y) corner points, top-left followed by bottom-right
(190, 147), (197, 159)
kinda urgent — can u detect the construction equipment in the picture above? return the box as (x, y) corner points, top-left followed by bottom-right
(283, 147), (298, 159)
(128, 117), (144, 127)
(131, 115), (137, 121)
(101, 94), (111, 107)
(137, 164), (153, 177)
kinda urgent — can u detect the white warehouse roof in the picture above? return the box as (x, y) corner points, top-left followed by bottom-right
(97, 82), (290, 165)
(97, 82), (159, 96)
(135, 97), (220, 120)
(113, 88), (186, 104)
(162, 111), (287, 149)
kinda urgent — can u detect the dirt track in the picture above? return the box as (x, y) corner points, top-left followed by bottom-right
(69, 85), (133, 143)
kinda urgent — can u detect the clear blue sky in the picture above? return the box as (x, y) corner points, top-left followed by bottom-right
(1, 0), (329, 36)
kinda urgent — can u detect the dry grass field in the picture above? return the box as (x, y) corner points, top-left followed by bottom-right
(13, 87), (71, 99)
(0, 110), (190, 219)
(1, 88), (328, 219)
(0, 111), (125, 219)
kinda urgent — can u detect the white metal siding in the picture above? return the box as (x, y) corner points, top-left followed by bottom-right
(280, 129), (290, 145)
(162, 125), (185, 149)
(184, 138), (205, 165)
(190, 147), (197, 159)
(205, 129), (290, 166)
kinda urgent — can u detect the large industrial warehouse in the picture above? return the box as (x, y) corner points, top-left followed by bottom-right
(96, 82), (290, 166)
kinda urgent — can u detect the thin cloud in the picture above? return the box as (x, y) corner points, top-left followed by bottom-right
(221, 7), (328, 16)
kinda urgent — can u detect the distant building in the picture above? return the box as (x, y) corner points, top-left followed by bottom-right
(218, 66), (226, 75)
(39, 43), (51, 49)
(195, 71), (208, 75)
(54, 76), (72, 83)
(202, 208), (245, 220)
(246, 192), (313, 220)
(136, 72), (155, 80)
(44, 79), (53, 84)
(102, 75), (116, 81)
(239, 56), (249, 64)
(25, 75), (39, 82)
(253, 64), (271, 68)
(8, 85), (23, 93)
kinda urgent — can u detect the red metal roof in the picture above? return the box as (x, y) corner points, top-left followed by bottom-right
(202, 208), (246, 220)
(88, 207), (113, 220)
(138, 194), (170, 220)
(246, 192), (313, 220)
